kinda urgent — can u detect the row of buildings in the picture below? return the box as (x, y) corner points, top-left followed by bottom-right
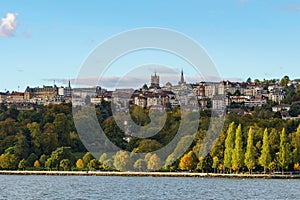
(84, 71), (297, 112)
(1, 72), (298, 112)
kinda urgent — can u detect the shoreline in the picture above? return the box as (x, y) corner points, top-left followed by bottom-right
(0, 170), (299, 179)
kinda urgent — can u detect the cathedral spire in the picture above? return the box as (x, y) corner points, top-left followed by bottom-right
(68, 80), (71, 88)
(179, 69), (186, 85)
(181, 69), (184, 83)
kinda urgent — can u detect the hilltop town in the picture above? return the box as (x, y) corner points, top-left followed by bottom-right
(1, 72), (299, 119)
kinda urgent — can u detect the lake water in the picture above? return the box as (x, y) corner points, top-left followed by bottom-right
(0, 175), (299, 199)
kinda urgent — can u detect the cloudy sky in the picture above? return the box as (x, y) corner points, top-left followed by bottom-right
(1, 0), (300, 91)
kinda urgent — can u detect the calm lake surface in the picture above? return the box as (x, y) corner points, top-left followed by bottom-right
(0, 175), (299, 199)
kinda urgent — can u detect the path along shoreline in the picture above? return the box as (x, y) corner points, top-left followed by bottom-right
(0, 170), (299, 179)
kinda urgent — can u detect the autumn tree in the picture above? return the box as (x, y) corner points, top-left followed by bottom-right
(147, 154), (162, 171)
(0, 153), (18, 170)
(113, 151), (131, 171)
(224, 122), (235, 172)
(232, 124), (244, 172)
(34, 160), (40, 169)
(76, 159), (85, 169)
(179, 153), (194, 171)
(279, 128), (291, 174)
(245, 127), (256, 174)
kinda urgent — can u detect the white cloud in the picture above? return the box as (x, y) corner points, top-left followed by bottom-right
(44, 75), (242, 90)
(0, 13), (18, 38)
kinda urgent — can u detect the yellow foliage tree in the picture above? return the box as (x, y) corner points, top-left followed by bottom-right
(179, 154), (194, 171)
(294, 163), (300, 171)
(76, 159), (85, 169)
(34, 160), (40, 169)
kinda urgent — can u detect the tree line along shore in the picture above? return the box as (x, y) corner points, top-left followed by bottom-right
(0, 170), (299, 179)
(0, 100), (299, 174)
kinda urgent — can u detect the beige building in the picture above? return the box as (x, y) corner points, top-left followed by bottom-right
(24, 85), (58, 101)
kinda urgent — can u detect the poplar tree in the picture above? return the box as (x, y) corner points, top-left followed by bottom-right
(292, 125), (300, 165)
(232, 124), (244, 172)
(279, 128), (290, 174)
(259, 128), (271, 174)
(224, 122), (235, 173)
(245, 127), (256, 174)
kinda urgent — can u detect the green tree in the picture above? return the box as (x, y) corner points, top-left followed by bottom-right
(147, 154), (161, 171)
(131, 106), (150, 126)
(246, 77), (252, 83)
(18, 159), (26, 170)
(88, 159), (99, 170)
(212, 156), (219, 173)
(280, 75), (290, 87)
(39, 154), (48, 167)
(224, 122), (235, 172)
(27, 122), (42, 155)
(60, 159), (70, 171)
(102, 117), (127, 149)
(292, 125), (300, 164)
(49, 147), (74, 170)
(113, 151), (131, 171)
(45, 158), (52, 169)
(133, 159), (147, 171)
(99, 153), (108, 164)
(259, 128), (271, 174)
(25, 153), (38, 168)
(135, 139), (163, 153)
(82, 152), (94, 167)
(42, 123), (59, 155)
(144, 153), (152, 163)
(53, 113), (71, 146)
(232, 124), (244, 172)
(289, 102), (300, 117)
(102, 159), (113, 171)
(196, 157), (204, 173)
(245, 127), (256, 174)
(0, 153), (18, 170)
(14, 133), (30, 160)
(279, 128), (291, 174)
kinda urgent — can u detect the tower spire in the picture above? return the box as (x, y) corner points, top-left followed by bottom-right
(179, 68), (185, 85)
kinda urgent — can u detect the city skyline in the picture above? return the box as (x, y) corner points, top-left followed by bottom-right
(1, 0), (300, 91)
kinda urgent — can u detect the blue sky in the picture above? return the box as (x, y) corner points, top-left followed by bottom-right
(1, 0), (300, 91)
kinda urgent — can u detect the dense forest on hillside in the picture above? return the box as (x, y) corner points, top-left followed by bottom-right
(0, 102), (299, 173)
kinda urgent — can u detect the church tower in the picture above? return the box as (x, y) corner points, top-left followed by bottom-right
(150, 72), (160, 89)
(178, 69), (186, 85)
